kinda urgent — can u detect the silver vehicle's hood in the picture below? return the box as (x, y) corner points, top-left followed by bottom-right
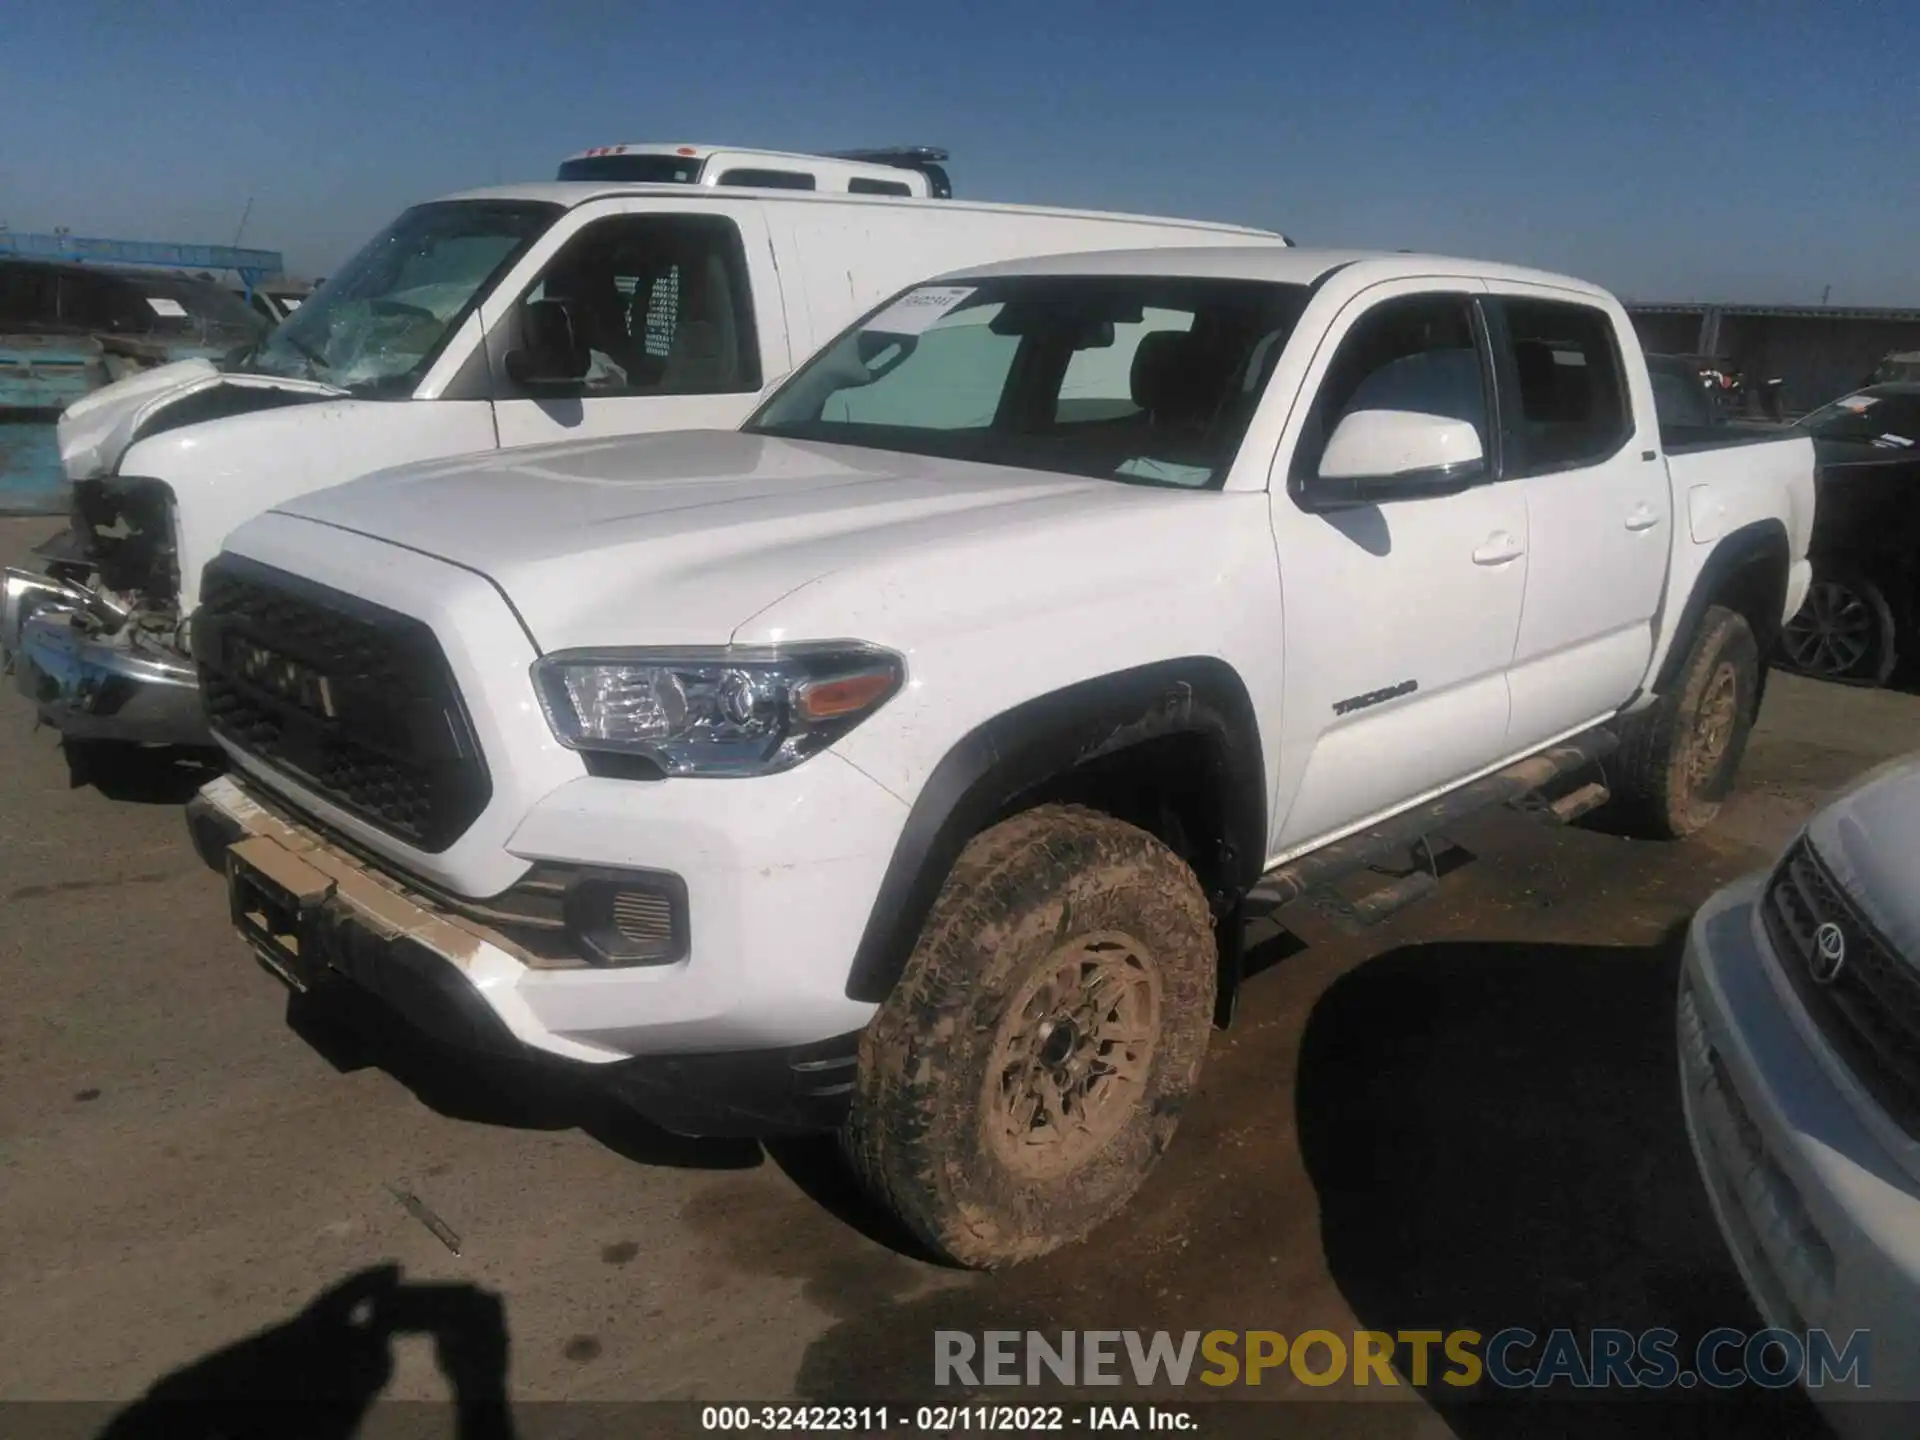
(1807, 752), (1920, 959)
(58, 360), (345, 482)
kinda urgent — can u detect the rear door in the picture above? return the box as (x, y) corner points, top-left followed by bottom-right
(1265, 281), (1530, 855)
(1487, 288), (1669, 748)
(485, 199), (787, 449)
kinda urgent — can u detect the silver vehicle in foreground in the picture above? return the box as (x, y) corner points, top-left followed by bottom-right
(1680, 753), (1920, 1434)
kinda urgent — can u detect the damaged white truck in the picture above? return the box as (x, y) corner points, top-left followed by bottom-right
(0, 158), (1282, 756)
(186, 246), (1813, 1267)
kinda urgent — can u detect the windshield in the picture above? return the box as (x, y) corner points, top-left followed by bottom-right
(745, 275), (1312, 488)
(239, 200), (557, 396)
(1796, 389), (1920, 450)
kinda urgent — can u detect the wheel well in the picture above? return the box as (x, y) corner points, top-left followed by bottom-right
(1710, 547), (1790, 657)
(997, 733), (1241, 916)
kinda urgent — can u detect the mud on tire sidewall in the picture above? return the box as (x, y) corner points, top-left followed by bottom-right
(844, 805), (1217, 1269)
(1659, 607), (1760, 836)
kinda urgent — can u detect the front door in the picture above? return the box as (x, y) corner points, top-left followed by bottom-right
(1266, 282), (1530, 857)
(1488, 288), (1670, 749)
(486, 201), (787, 449)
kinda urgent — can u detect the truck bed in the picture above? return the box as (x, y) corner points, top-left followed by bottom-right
(1661, 421), (1798, 456)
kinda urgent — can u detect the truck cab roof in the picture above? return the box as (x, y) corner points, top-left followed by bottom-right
(429, 181), (1286, 243)
(938, 243), (1610, 298)
(555, 142), (952, 198)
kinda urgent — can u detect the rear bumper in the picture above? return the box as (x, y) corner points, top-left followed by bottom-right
(186, 773), (862, 1138)
(4, 567), (206, 746)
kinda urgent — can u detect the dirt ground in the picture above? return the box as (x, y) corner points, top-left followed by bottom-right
(4, 513), (1916, 1436)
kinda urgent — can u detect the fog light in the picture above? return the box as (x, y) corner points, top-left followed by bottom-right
(563, 870), (689, 966)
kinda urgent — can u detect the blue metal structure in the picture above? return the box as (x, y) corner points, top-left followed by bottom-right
(0, 231), (285, 288)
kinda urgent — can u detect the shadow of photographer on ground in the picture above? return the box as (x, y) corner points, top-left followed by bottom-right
(96, 1263), (514, 1440)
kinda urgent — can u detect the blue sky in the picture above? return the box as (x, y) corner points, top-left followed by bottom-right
(4, 0), (1915, 305)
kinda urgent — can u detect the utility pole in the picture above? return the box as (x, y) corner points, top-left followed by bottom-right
(230, 196), (257, 295)
(1820, 284), (1831, 306)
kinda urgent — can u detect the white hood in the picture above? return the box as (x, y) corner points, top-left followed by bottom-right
(273, 430), (1158, 651)
(57, 360), (345, 482)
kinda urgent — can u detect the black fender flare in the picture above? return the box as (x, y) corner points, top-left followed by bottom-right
(1651, 518), (1790, 698)
(842, 657), (1268, 1004)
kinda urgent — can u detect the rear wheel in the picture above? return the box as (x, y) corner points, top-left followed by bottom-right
(842, 804), (1216, 1269)
(1780, 569), (1898, 687)
(1608, 605), (1759, 839)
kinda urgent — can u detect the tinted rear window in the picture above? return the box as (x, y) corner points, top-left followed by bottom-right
(556, 154), (705, 184)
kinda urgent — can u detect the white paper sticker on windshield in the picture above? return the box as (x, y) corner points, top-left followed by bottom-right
(282, 297), (301, 310)
(1877, 433), (1914, 448)
(145, 297), (188, 318)
(866, 286), (976, 336)
(1836, 394), (1879, 413)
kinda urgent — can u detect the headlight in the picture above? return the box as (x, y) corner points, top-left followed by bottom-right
(532, 642), (905, 777)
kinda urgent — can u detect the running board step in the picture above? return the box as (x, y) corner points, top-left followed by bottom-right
(1249, 728), (1618, 911)
(1298, 834), (1475, 933)
(1547, 781), (1611, 825)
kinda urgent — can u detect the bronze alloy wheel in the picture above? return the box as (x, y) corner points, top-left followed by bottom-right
(987, 932), (1163, 1180)
(1687, 661), (1740, 790)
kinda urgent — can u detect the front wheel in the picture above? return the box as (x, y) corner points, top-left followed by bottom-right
(1780, 569), (1899, 687)
(842, 804), (1217, 1269)
(1608, 605), (1760, 839)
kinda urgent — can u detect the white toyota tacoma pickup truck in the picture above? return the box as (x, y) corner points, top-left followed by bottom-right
(185, 246), (1816, 1267)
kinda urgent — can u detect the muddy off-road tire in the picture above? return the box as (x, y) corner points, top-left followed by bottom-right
(1608, 605), (1760, 839)
(842, 804), (1216, 1269)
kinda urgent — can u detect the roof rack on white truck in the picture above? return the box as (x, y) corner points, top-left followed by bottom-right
(1, 179), (1283, 757)
(556, 142), (954, 199)
(186, 244), (1814, 1268)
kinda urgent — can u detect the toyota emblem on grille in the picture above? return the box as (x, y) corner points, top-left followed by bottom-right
(1811, 921), (1848, 985)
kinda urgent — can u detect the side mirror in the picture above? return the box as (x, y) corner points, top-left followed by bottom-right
(1307, 409), (1485, 508)
(505, 299), (589, 388)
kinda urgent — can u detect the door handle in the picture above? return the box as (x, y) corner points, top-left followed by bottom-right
(1472, 532), (1525, 566)
(1625, 504), (1662, 532)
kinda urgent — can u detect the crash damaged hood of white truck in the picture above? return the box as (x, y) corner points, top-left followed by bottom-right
(57, 359), (348, 483)
(267, 428), (1239, 653)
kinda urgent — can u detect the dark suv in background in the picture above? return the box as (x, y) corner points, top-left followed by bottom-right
(0, 258), (265, 364)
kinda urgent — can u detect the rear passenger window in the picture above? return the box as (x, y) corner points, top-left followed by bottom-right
(1291, 294), (1488, 486)
(717, 168), (815, 190)
(1498, 299), (1631, 474)
(848, 178), (912, 197)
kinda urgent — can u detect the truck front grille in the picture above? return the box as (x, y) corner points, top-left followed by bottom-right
(1762, 836), (1920, 1134)
(194, 555), (490, 852)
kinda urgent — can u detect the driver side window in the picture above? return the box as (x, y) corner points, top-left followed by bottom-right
(504, 215), (760, 399)
(1291, 294), (1489, 486)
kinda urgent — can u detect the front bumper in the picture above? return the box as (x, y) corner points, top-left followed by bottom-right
(1679, 872), (1920, 1424)
(187, 773), (864, 1138)
(3, 567), (206, 746)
